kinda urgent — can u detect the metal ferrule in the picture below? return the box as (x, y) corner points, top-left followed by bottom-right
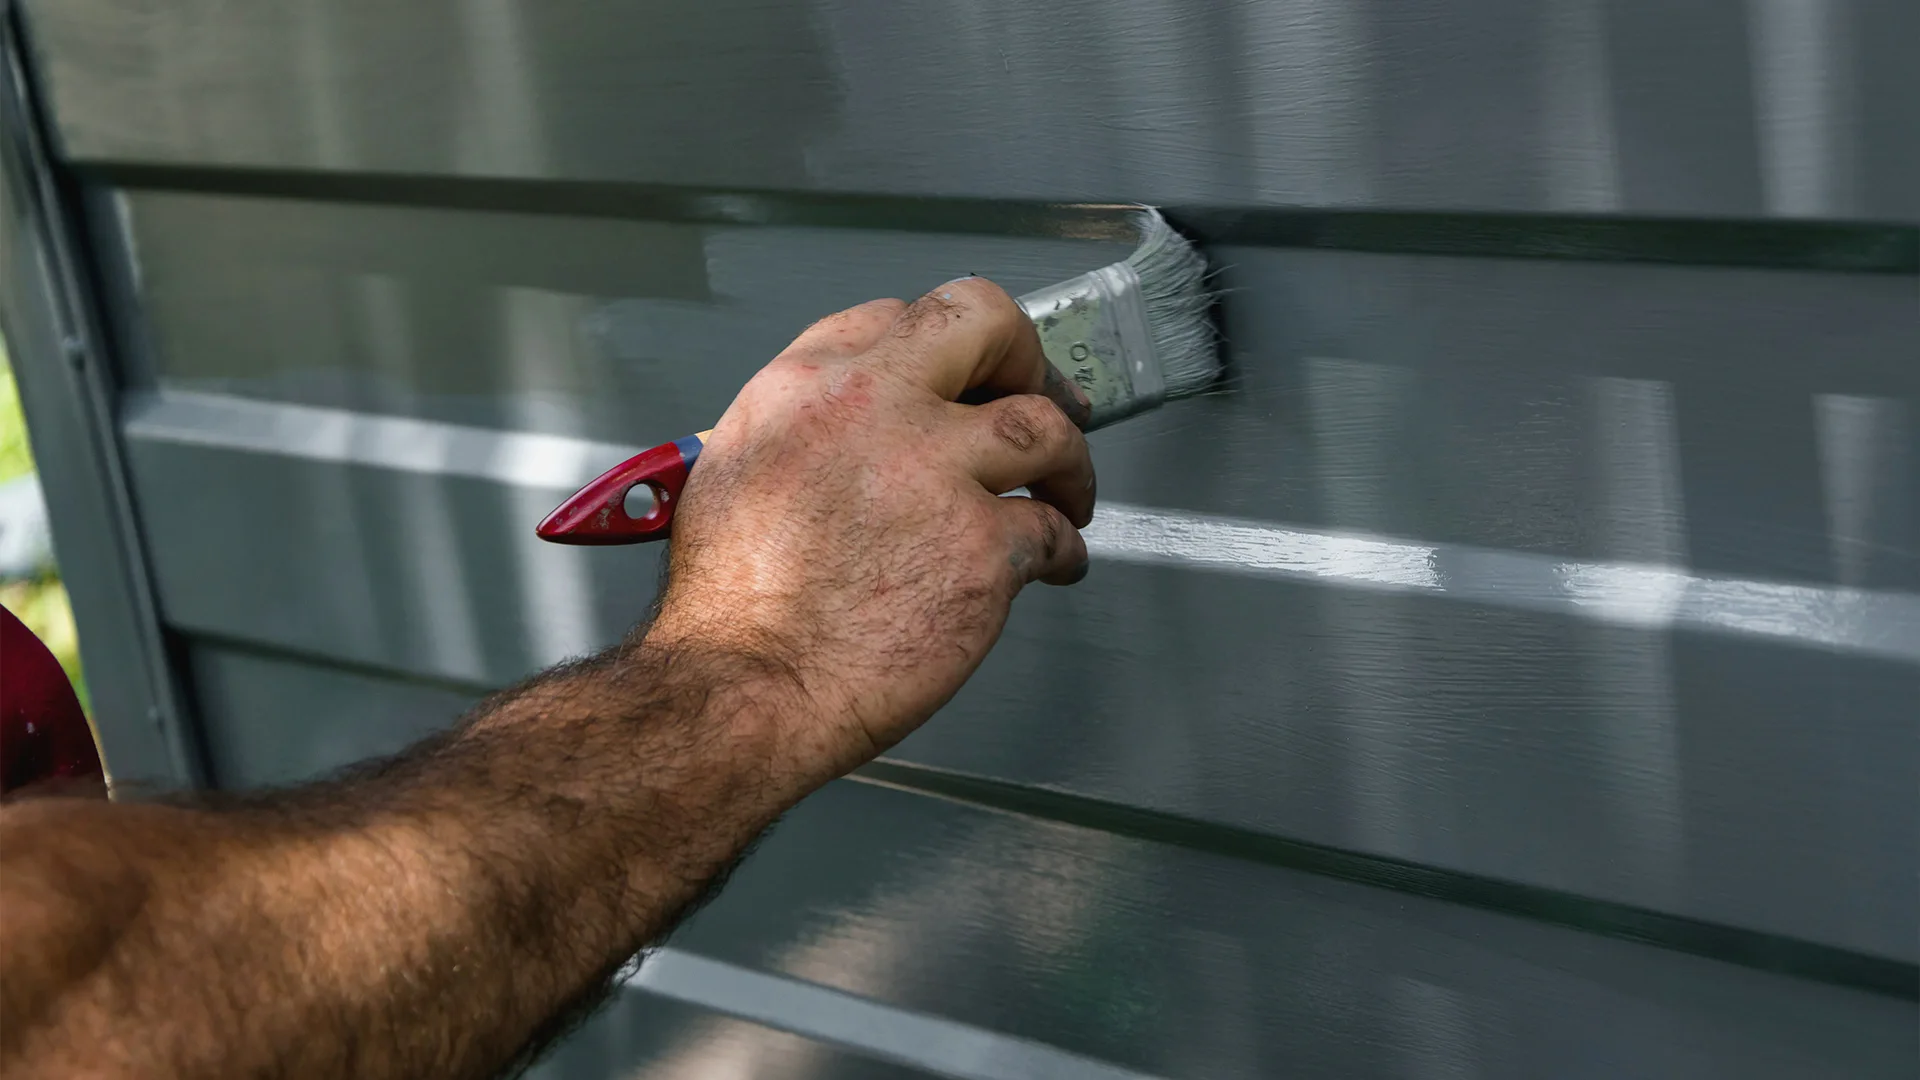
(1018, 261), (1164, 432)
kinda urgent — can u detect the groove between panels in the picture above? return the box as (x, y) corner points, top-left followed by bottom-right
(852, 760), (1920, 1001)
(81, 161), (1920, 274)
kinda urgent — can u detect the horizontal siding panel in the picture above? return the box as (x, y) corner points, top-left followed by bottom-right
(659, 781), (1910, 1078)
(118, 189), (1919, 963)
(22, 2), (1915, 1074)
(188, 645), (475, 789)
(28, 0), (1920, 220)
(132, 442), (649, 687)
(118, 191), (1130, 430)
(155, 668), (1920, 1077)
(123, 193), (1919, 584)
(165, 488), (1917, 963)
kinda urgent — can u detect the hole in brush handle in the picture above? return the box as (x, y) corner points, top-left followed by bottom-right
(535, 432), (708, 545)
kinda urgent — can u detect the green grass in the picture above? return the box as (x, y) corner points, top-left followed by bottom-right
(0, 338), (89, 713)
(0, 342), (33, 479)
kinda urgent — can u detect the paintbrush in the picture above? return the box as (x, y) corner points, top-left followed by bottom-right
(536, 207), (1218, 544)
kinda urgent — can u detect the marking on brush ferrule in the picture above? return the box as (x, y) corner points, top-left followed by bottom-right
(1019, 261), (1163, 432)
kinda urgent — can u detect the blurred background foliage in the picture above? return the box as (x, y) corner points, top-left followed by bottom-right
(1, 335), (88, 713)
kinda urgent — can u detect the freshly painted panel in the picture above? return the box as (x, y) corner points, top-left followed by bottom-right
(116, 192), (1131, 436)
(166, 548), (1916, 965)
(133, 658), (1920, 1077)
(668, 780), (1911, 1079)
(26, 0), (1920, 219)
(110, 189), (1920, 958)
(122, 193), (1919, 581)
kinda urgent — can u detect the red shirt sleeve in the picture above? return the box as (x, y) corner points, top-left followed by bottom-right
(1, 603), (104, 795)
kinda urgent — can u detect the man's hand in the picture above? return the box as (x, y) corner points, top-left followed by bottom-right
(0, 278), (1097, 1080)
(657, 277), (1096, 781)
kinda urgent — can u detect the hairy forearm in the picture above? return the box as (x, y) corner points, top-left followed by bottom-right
(0, 634), (808, 1079)
(1, 277), (1099, 1077)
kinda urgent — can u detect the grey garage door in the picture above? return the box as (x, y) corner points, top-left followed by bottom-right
(4, 1), (1915, 1076)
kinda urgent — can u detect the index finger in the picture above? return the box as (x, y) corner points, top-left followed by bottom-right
(879, 276), (1093, 428)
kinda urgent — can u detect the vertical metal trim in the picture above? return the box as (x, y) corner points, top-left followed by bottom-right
(0, 1), (205, 792)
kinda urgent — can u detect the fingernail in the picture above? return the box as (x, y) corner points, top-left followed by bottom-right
(1067, 378), (1092, 411)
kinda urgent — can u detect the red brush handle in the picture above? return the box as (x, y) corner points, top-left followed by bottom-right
(535, 430), (711, 545)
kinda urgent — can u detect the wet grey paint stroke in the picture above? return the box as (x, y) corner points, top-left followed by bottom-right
(1084, 503), (1920, 664)
(123, 390), (1920, 666)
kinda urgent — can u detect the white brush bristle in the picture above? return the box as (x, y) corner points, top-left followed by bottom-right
(1124, 208), (1218, 400)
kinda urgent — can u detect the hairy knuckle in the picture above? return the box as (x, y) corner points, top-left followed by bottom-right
(991, 395), (1059, 454)
(892, 277), (1017, 339)
(892, 293), (963, 338)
